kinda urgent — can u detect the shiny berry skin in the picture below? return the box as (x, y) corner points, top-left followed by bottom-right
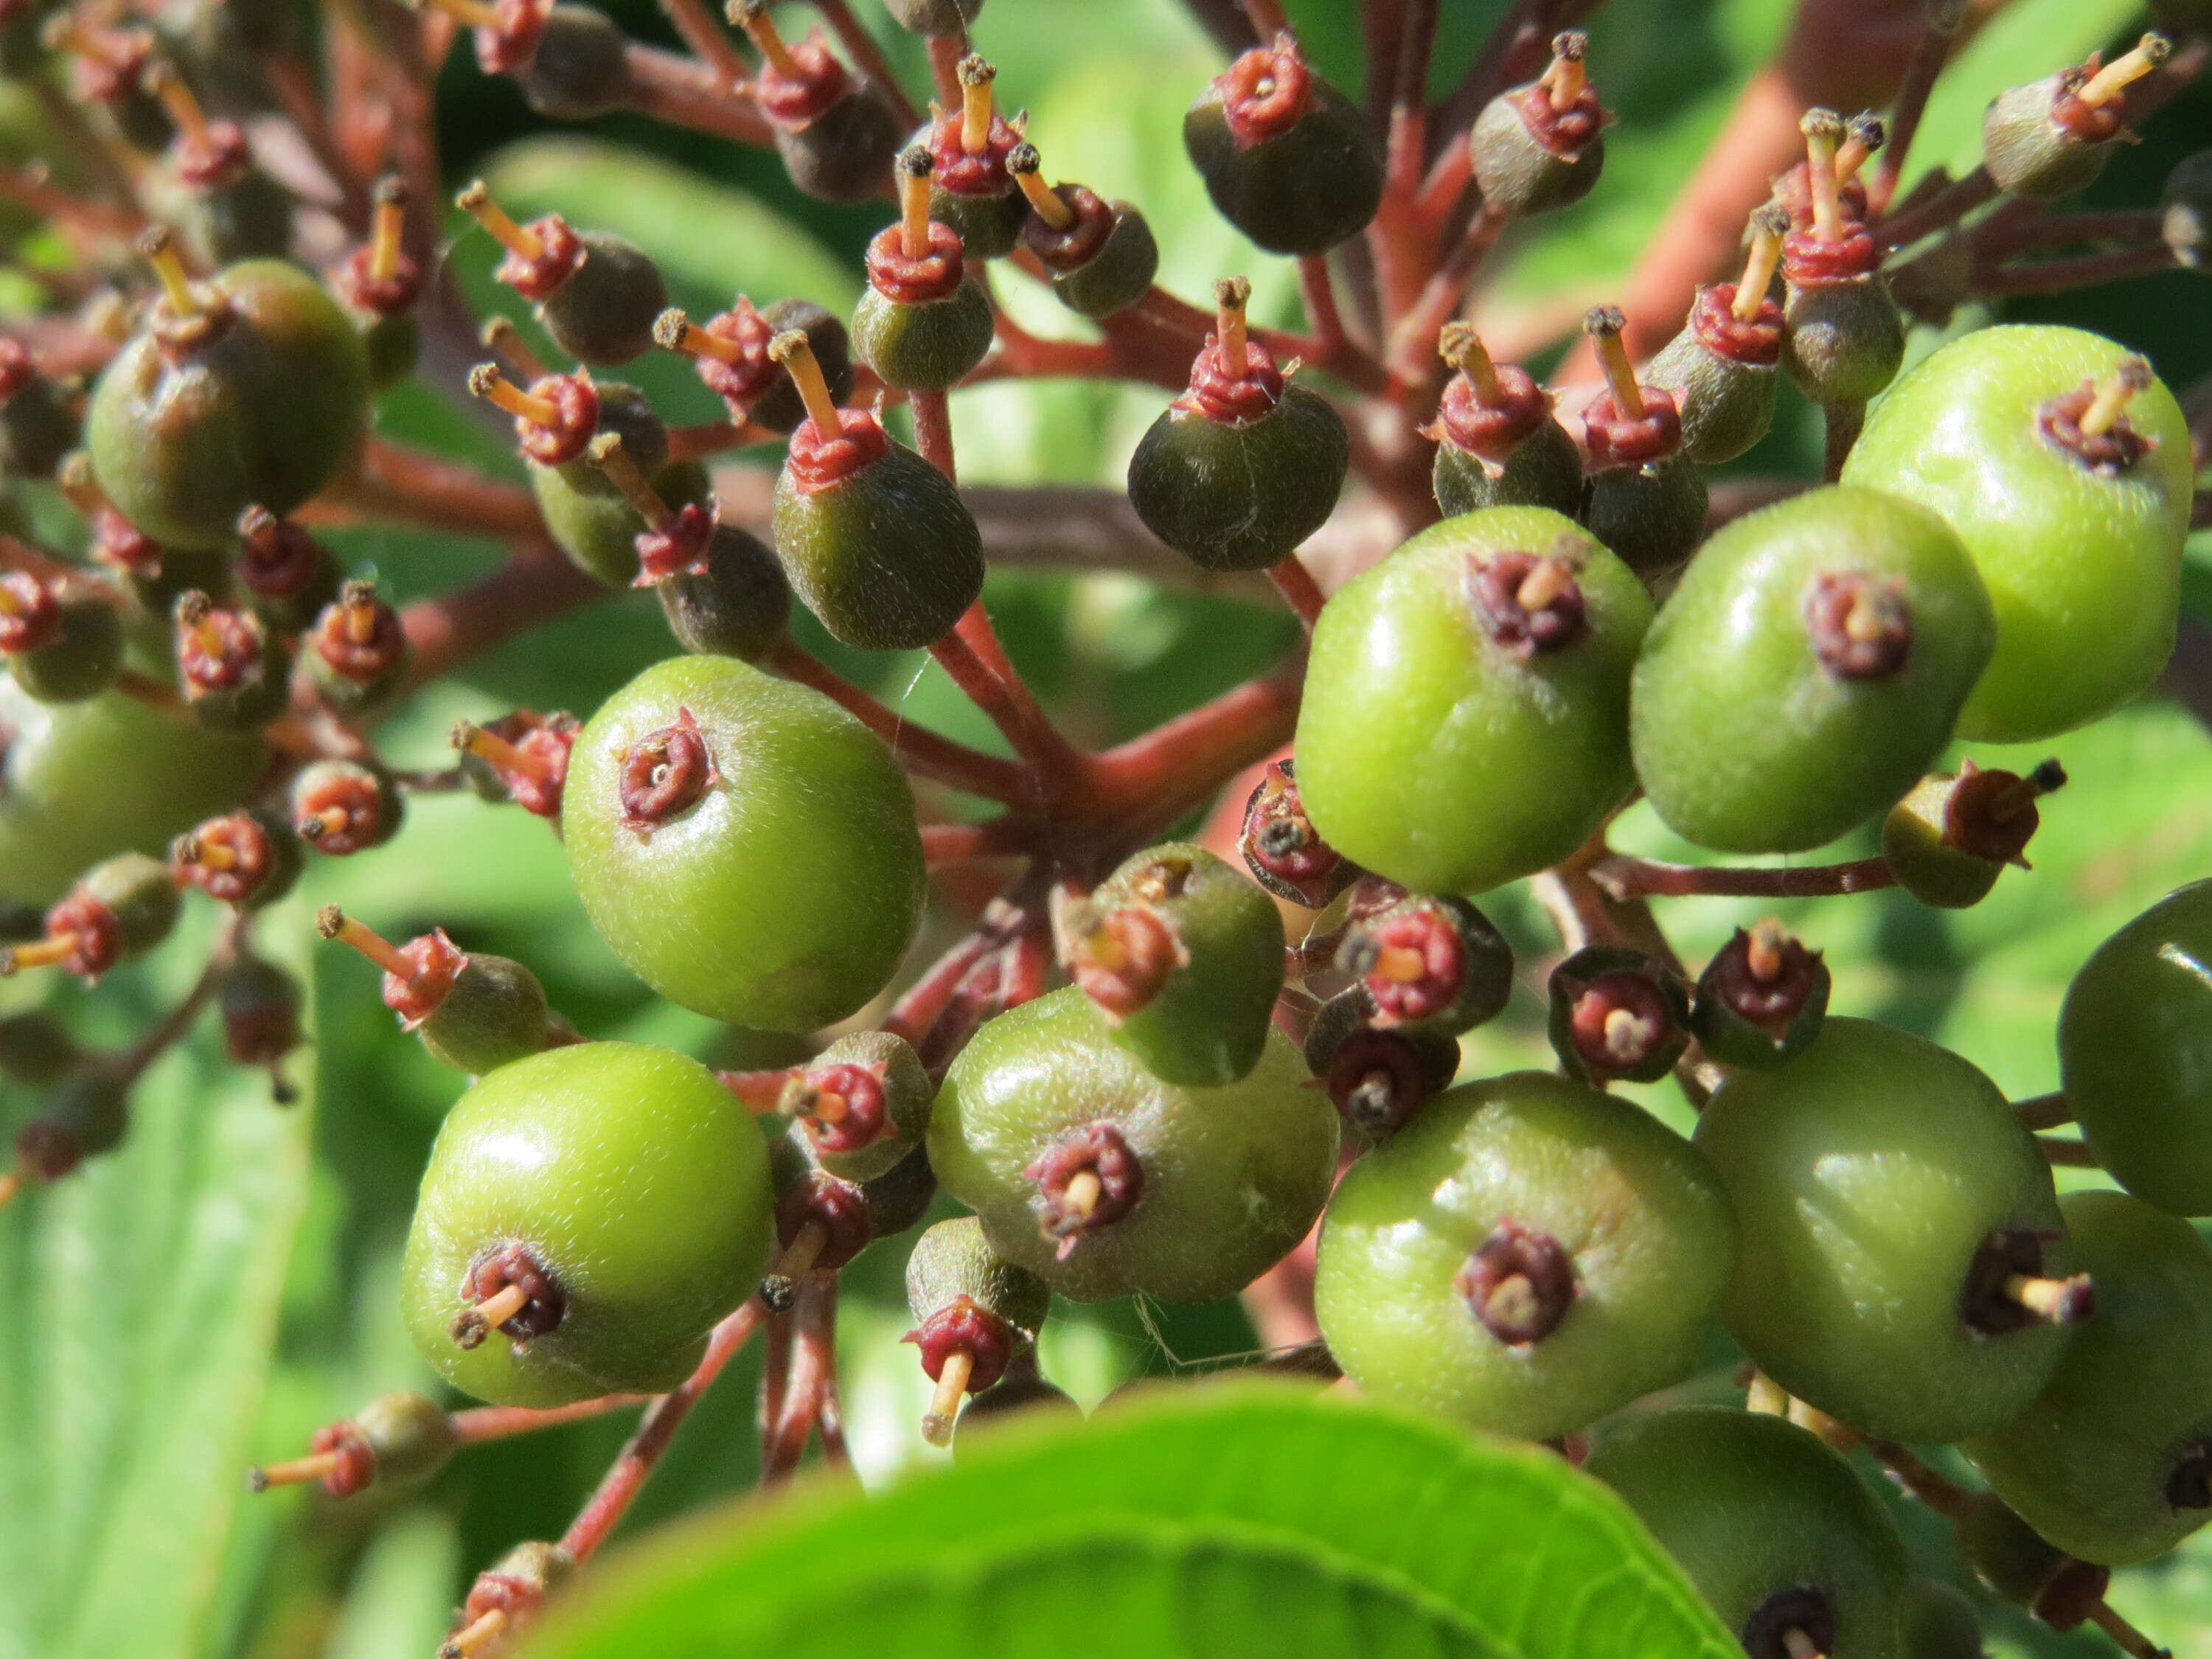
(1843, 325), (2194, 743)
(1315, 1071), (1736, 1440)
(1057, 842), (1284, 1088)
(1964, 1190), (2212, 1567)
(1584, 1408), (1909, 1659)
(1183, 38), (1382, 255)
(401, 1042), (775, 1408)
(1630, 485), (1994, 855)
(1296, 507), (1651, 894)
(928, 984), (1336, 1304)
(1694, 1018), (2082, 1443)
(563, 654), (925, 1034)
(86, 259), (370, 549)
(2058, 880), (2212, 1217)
(0, 681), (268, 905)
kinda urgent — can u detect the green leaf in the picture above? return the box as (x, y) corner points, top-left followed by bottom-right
(529, 1384), (1739, 1659)
(0, 906), (318, 1659)
(323, 1509), (466, 1659)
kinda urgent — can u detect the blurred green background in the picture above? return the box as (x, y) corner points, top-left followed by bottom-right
(4, 0), (2212, 1655)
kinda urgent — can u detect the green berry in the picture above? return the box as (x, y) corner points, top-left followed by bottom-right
(563, 654), (925, 1033)
(769, 351), (982, 650)
(905, 1214), (1053, 1447)
(1694, 1018), (2085, 1443)
(1843, 325), (2194, 743)
(854, 152), (998, 392)
(1630, 484), (1994, 855)
(1335, 892), (1513, 1040)
(1297, 507), (1650, 894)
(0, 1009), (78, 1085)
(1882, 759), (2065, 910)
(1302, 985), (1461, 1135)
(928, 984), (1337, 1304)
(1467, 32), (1606, 218)
(1983, 36), (2168, 203)
(1429, 324), (1585, 518)
(291, 759), (404, 858)
(1127, 280), (1349, 574)
(1584, 1407), (1909, 1659)
(1899, 1579), (1985, 1659)
(512, 5), (631, 119)
(86, 250), (370, 549)
(318, 906), (552, 1077)
(401, 1041), (776, 1407)
(1781, 275), (1905, 406)
(1545, 946), (1691, 1086)
(6, 585), (122, 704)
(526, 380), (706, 588)
(1315, 1072), (1736, 1439)
(1688, 919), (1830, 1070)
(656, 523), (792, 662)
(2058, 880), (2212, 1216)
(1184, 37), (1381, 255)
(1056, 842), (1284, 1088)
(1964, 1190), (2212, 1567)
(779, 86), (904, 204)
(0, 680), (268, 905)
(174, 591), (288, 731)
(1011, 149), (1160, 321)
(781, 1028), (932, 1183)
(851, 275), (995, 392)
(1643, 223), (1787, 465)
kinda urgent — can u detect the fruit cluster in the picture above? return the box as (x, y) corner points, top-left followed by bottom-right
(2, 0), (2211, 1655)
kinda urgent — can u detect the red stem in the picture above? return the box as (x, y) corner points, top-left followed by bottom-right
(1975, 244), (2180, 296)
(620, 43), (774, 146)
(927, 35), (964, 104)
(761, 1272), (838, 1483)
(559, 1299), (765, 1565)
(923, 818), (1038, 863)
(1266, 555), (1327, 632)
(2039, 1136), (2101, 1169)
(397, 552), (609, 697)
(449, 1393), (650, 1445)
(882, 928), (1004, 1046)
(1090, 660), (1303, 830)
(1588, 853), (1896, 900)
(765, 639), (1034, 803)
(1868, 13), (1957, 215)
(655, 0), (750, 86)
(329, 438), (545, 541)
(1390, 202), (1506, 378)
(1879, 166), (1997, 249)
(813, 0), (921, 131)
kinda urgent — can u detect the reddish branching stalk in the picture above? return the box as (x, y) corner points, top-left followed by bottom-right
(762, 1270), (842, 1483)
(449, 1392), (651, 1445)
(558, 1299), (765, 1565)
(1588, 853), (1896, 901)
(765, 639), (1034, 803)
